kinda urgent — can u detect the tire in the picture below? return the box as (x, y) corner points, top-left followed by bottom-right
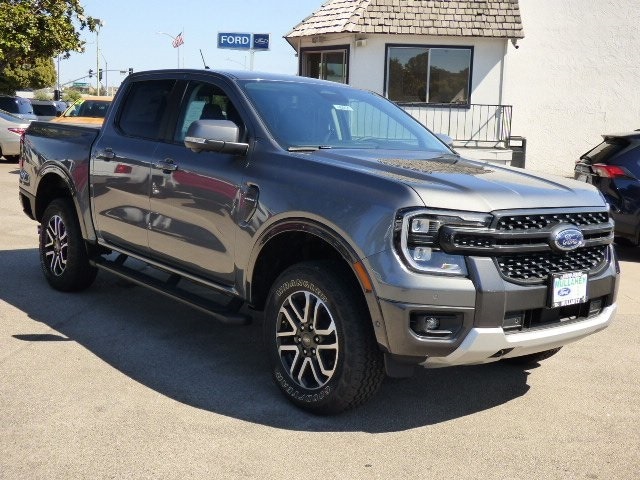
(39, 198), (98, 292)
(264, 261), (384, 414)
(503, 347), (562, 365)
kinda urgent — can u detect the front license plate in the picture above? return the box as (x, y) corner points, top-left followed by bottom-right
(550, 271), (588, 308)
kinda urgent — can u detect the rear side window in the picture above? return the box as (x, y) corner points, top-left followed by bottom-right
(117, 80), (176, 139)
(31, 104), (57, 116)
(0, 97), (20, 114)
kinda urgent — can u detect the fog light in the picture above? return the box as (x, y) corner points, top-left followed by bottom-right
(410, 312), (463, 338)
(424, 317), (440, 330)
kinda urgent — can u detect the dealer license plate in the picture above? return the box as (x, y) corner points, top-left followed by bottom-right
(550, 271), (588, 308)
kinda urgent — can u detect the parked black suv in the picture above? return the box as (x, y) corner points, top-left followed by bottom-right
(574, 131), (640, 245)
(0, 95), (37, 121)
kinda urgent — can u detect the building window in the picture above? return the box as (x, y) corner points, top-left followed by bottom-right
(301, 48), (348, 84)
(386, 45), (472, 105)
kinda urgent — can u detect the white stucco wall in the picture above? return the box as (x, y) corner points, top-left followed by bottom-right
(295, 34), (507, 104)
(504, 0), (640, 176)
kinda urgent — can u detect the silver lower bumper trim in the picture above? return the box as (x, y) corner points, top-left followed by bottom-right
(421, 304), (617, 367)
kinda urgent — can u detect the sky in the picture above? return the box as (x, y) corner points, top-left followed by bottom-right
(57, 0), (323, 89)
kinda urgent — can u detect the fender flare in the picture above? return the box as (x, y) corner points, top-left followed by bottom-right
(35, 162), (96, 242)
(244, 217), (392, 351)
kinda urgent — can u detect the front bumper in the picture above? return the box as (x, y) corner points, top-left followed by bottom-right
(365, 244), (619, 367)
(421, 304), (616, 367)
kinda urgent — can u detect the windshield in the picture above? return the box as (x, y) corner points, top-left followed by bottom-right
(240, 79), (448, 152)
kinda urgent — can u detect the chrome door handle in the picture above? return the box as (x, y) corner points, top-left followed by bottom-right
(96, 148), (115, 161)
(153, 159), (178, 172)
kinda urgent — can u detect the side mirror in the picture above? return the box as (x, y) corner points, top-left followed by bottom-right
(184, 120), (249, 155)
(435, 133), (454, 148)
(56, 111), (62, 117)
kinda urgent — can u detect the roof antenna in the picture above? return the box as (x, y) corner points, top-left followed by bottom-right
(200, 49), (210, 69)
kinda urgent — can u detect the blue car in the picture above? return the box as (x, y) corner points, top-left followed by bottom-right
(575, 131), (640, 245)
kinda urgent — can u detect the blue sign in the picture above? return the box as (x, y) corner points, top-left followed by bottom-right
(252, 33), (270, 50)
(218, 32), (252, 50)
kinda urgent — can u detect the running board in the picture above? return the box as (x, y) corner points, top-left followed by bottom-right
(90, 254), (251, 326)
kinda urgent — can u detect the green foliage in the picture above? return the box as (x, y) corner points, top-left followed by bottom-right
(63, 89), (82, 103)
(0, 1), (95, 92)
(34, 90), (52, 101)
(0, 57), (57, 93)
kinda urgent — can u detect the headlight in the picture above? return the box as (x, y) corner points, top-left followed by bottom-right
(394, 209), (492, 275)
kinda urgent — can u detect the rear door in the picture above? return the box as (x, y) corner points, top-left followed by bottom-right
(149, 78), (249, 286)
(91, 78), (177, 255)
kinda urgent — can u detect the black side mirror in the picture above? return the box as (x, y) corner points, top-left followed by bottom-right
(184, 120), (249, 155)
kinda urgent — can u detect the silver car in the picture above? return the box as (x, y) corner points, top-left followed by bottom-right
(0, 109), (30, 162)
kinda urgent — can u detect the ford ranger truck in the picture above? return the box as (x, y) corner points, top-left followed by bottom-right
(18, 69), (619, 414)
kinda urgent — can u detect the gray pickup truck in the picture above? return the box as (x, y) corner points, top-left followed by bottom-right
(19, 69), (618, 414)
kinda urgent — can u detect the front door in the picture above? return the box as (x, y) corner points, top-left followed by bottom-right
(148, 80), (248, 286)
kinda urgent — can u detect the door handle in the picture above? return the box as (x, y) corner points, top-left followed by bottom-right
(152, 159), (178, 172)
(96, 148), (115, 161)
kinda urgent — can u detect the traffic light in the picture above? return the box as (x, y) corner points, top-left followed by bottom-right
(128, 68), (133, 75)
(98, 69), (103, 81)
(88, 69), (93, 78)
(53, 90), (61, 101)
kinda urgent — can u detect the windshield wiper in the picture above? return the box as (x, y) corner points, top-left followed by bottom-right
(287, 145), (333, 152)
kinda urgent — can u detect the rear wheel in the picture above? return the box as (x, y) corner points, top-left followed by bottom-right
(39, 198), (97, 291)
(264, 261), (384, 414)
(503, 347), (562, 365)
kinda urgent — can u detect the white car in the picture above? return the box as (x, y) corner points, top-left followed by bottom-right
(0, 109), (30, 162)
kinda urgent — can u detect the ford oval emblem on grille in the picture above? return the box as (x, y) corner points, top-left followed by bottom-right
(551, 227), (584, 252)
(558, 287), (571, 296)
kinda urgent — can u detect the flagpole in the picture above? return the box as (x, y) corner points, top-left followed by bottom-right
(157, 31), (182, 68)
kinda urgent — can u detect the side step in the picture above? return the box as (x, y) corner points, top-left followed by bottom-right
(90, 254), (251, 325)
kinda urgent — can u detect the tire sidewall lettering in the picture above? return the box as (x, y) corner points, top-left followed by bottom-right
(275, 279), (328, 304)
(274, 369), (331, 403)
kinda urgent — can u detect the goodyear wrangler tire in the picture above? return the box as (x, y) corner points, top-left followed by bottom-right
(39, 198), (98, 292)
(264, 261), (384, 414)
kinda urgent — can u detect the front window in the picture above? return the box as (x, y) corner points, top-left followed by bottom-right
(301, 48), (348, 84)
(241, 79), (448, 152)
(386, 46), (472, 104)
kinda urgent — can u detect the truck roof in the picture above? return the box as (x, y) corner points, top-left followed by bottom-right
(127, 68), (345, 87)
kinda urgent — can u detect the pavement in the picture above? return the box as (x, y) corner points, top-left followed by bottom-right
(0, 161), (639, 479)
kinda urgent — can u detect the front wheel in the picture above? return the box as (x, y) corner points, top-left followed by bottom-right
(264, 261), (384, 414)
(39, 198), (97, 291)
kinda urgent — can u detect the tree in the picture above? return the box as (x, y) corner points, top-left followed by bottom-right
(0, 0), (95, 93)
(63, 88), (82, 103)
(0, 57), (56, 94)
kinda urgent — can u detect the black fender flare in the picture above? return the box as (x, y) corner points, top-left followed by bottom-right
(244, 217), (392, 351)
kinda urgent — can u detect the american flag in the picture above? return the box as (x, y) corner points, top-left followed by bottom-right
(172, 32), (184, 48)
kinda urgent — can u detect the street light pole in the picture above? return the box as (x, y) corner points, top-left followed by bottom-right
(95, 19), (103, 94)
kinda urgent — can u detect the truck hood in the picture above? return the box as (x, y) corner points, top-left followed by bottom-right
(306, 149), (604, 212)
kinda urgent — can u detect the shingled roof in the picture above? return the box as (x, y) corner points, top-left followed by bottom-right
(286, 0), (524, 41)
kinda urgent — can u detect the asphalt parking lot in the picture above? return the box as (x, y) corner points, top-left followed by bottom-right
(1, 160), (639, 479)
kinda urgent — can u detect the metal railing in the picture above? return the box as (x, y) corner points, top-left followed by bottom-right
(398, 103), (513, 148)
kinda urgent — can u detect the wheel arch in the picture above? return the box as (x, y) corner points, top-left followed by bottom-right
(246, 218), (391, 351)
(34, 167), (95, 242)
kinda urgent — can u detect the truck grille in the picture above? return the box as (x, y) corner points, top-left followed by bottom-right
(496, 245), (608, 282)
(440, 208), (614, 285)
(496, 212), (609, 231)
